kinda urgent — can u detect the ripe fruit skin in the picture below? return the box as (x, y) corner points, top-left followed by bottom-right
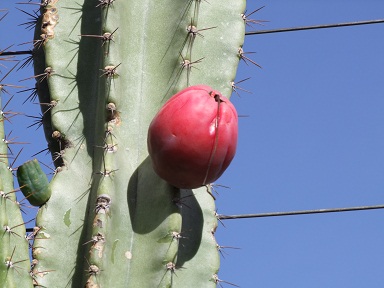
(147, 85), (238, 189)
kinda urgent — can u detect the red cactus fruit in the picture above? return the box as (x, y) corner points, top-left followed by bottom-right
(147, 85), (238, 189)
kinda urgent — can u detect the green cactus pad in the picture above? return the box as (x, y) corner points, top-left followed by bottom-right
(17, 159), (51, 207)
(0, 0), (247, 287)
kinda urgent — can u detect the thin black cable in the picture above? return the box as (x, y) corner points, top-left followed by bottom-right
(1, 50), (33, 56)
(218, 204), (384, 220)
(25, 204), (384, 231)
(246, 19), (384, 35)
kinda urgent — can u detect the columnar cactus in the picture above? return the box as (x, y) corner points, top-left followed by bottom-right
(0, 0), (247, 286)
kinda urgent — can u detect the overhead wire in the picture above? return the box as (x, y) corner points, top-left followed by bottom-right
(246, 19), (384, 35)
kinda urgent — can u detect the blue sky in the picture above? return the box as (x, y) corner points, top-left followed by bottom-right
(2, 1), (384, 287)
(216, 1), (384, 287)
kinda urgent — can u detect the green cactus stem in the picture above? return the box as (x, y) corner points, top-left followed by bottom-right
(0, 98), (32, 287)
(17, 159), (51, 207)
(1, 0), (246, 286)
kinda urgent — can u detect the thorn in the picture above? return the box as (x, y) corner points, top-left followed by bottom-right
(30, 268), (55, 285)
(19, 67), (54, 83)
(204, 184), (216, 200)
(7, 148), (23, 173)
(31, 147), (50, 158)
(0, 45), (18, 69)
(83, 232), (105, 246)
(2, 130), (29, 154)
(172, 193), (194, 209)
(34, 100), (58, 115)
(100, 64), (120, 78)
(238, 48), (262, 68)
(217, 243), (241, 258)
(179, 53), (204, 86)
(242, 6), (269, 29)
(18, 83), (39, 104)
(96, 168), (118, 177)
(165, 262), (177, 274)
(32, 34), (49, 49)
(17, 52), (35, 71)
(0, 62), (24, 95)
(3, 218), (35, 238)
(213, 274), (240, 288)
(52, 150), (65, 162)
(210, 183), (230, 196)
(96, 0), (115, 8)
(95, 143), (118, 154)
(95, 154), (118, 178)
(17, 33), (50, 49)
(16, 0), (53, 7)
(39, 160), (63, 177)
(183, 19), (217, 54)
(0, 10), (8, 22)
(231, 77), (252, 97)
(170, 231), (187, 242)
(5, 247), (29, 276)
(215, 210), (226, 227)
(105, 125), (117, 141)
(1, 96), (24, 123)
(14, 192), (36, 214)
(16, 8), (39, 30)
(80, 28), (118, 43)
(186, 22), (217, 39)
(80, 28), (118, 55)
(5, 246), (29, 275)
(26, 113), (44, 130)
(25, 226), (42, 243)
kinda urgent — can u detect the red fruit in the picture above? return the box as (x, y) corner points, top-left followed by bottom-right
(147, 85), (238, 189)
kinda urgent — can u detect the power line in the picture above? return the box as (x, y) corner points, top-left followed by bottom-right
(218, 204), (384, 220)
(24, 204), (384, 231)
(1, 50), (32, 56)
(246, 19), (384, 35)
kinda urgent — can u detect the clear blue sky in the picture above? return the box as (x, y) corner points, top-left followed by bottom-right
(216, 1), (384, 287)
(2, 1), (384, 287)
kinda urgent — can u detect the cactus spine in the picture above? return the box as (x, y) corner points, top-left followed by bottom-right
(1, 102), (33, 287)
(0, 0), (246, 286)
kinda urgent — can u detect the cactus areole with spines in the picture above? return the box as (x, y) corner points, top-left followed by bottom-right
(147, 85), (238, 189)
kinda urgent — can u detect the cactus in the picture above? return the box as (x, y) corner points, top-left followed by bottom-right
(0, 0), (248, 286)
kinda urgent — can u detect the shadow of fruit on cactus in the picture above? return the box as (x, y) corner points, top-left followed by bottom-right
(147, 85), (238, 189)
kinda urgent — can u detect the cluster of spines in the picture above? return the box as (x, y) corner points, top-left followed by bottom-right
(24, 1), (67, 286)
(21, 0), (66, 170)
(80, 0), (229, 286)
(178, 0), (205, 87)
(83, 2), (119, 286)
(0, 95), (32, 286)
(81, 0), (183, 285)
(0, 11), (37, 285)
